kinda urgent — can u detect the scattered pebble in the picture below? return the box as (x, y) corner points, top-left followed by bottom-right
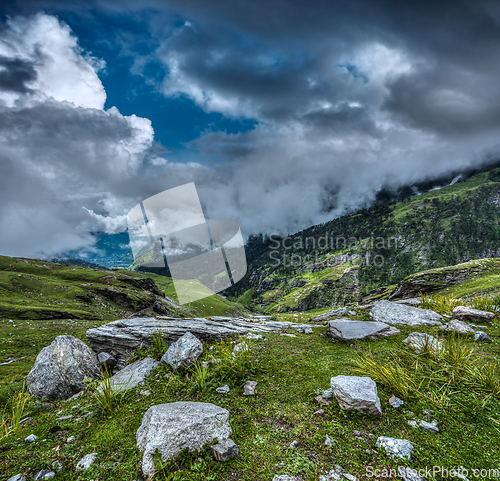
(324, 435), (334, 446)
(388, 395), (404, 408)
(216, 385), (230, 394)
(24, 434), (37, 443)
(289, 440), (299, 448)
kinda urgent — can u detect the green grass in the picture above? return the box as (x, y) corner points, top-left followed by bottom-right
(1, 319), (499, 480)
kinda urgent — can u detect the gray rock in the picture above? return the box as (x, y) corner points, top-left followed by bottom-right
(55, 415), (73, 421)
(326, 319), (400, 341)
(211, 438), (239, 461)
(407, 420), (418, 428)
(216, 385), (230, 394)
(324, 434), (334, 446)
(245, 333), (263, 340)
(87, 317), (321, 358)
(272, 476), (299, 481)
(474, 331), (492, 342)
(161, 332), (203, 370)
(289, 440), (299, 448)
(314, 409), (325, 415)
(137, 401), (231, 475)
(33, 470), (55, 480)
(343, 474), (358, 481)
(398, 467), (426, 481)
(370, 300), (442, 326)
(311, 308), (349, 322)
(19, 417), (32, 424)
(232, 342), (249, 355)
(296, 326), (313, 334)
(376, 436), (413, 460)
(75, 453), (97, 471)
(322, 388), (334, 399)
(99, 357), (159, 393)
(330, 375), (382, 415)
(403, 332), (444, 354)
(97, 351), (117, 369)
(389, 395), (404, 408)
(442, 320), (474, 335)
(140, 389), (151, 396)
(66, 436), (75, 443)
(243, 380), (258, 395)
(26, 335), (101, 400)
(419, 420), (439, 432)
(394, 298), (422, 306)
(24, 434), (37, 443)
(7, 475), (26, 481)
(452, 306), (495, 323)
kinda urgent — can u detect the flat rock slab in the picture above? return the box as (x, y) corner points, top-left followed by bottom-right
(452, 306), (495, 323)
(137, 401), (231, 475)
(99, 357), (159, 393)
(393, 298), (422, 306)
(326, 319), (400, 341)
(87, 317), (322, 358)
(330, 375), (382, 415)
(370, 300), (443, 326)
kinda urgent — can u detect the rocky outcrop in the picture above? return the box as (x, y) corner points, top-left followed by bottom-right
(452, 306), (495, 323)
(137, 402), (232, 475)
(326, 319), (400, 341)
(330, 375), (382, 415)
(370, 300), (442, 326)
(161, 332), (203, 370)
(27, 336), (101, 400)
(87, 317), (321, 358)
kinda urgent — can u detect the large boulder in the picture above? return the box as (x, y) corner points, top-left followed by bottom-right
(87, 317), (322, 359)
(136, 402), (232, 475)
(452, 306), (495, 324)
(370, 300), (443, 326)
(326, 319), (400, 341)
(161, 332), (203, 370)
(26, 336), (101, 400)
(330, 375), (382, 415)
(98, 357), (159, 393)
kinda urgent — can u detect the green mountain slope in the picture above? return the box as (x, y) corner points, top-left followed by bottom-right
(229, 167), (500, 312)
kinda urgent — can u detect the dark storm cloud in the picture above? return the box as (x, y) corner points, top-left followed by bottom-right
(0, 56), (37, 94)
(3, 1), (500, 258)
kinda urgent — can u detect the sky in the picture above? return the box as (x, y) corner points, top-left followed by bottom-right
(1, 0), (500, 259)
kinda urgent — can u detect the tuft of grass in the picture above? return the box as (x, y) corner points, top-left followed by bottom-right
(191, 360), (209, 392)
(151, 329), (168, 361)
(88, 370), (131, 414)
(0, 386), (30, 439)
(419, 293), (460, 315)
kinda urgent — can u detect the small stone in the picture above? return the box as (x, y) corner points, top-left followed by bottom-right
(246, 333), (263, 340)
(51, 460), (63, 472)
(56, 415), (73, 421)
(24, 434), (37, 443)
(403, 332), (444, 354)
(315, 395), (330, 406)
(376, 436), (413, 460)
(322, 388), (334, 399)
(33, 470), (55, 480)
(19, 417), (33, 424)
(280, 333), (297, 337)
(98, 351), (117, 369)
(243, 380), (257, 395)
(70, 404), (80, 409)
(216, 385), (230, 394)
(419, 420), (439, 432)
(474, 331), (492, 342)
(324, 435), (334, 446)
(7, 475), (27, 481)
(389, 395), (404, 408)
(75, 453), (97, 471)
(211, 438), (239, 461)
(407, 420), (418, 428)
(67, 435), (75, 443)
(272, 476), (299, 481)
(313, 409), (325, 415)
(140, 390), (151, 396)
(343, 474), (358, 481)
(302, 327), (313, 334)
(289, 440), (299, 448)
